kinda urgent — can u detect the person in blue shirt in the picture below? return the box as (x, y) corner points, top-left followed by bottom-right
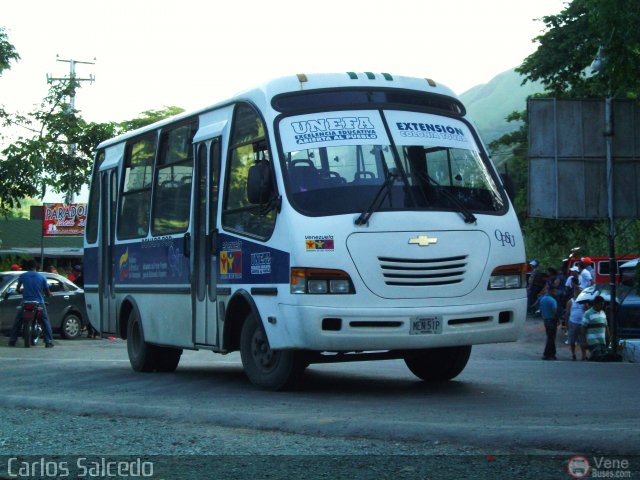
(8, 259), (54, 348)
(539, 285), (559, 360)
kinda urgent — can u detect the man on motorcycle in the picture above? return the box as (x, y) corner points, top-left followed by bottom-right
(8, 260), (54, 348)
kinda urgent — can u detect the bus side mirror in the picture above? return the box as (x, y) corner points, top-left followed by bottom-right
(247, 161), (274, 205)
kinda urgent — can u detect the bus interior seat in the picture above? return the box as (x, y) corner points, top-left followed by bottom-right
(352, 171), (380, 185)
(289, 160), (320, 191)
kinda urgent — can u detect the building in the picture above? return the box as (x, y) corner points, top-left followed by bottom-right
(0, 218), (83, 272)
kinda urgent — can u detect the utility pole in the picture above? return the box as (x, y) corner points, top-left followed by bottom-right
(589, 45), (620, 360)
(47, 55), (96, 204)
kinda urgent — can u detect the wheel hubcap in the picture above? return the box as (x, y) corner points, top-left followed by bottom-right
(251, 329), (276, 370)
(65, 318), (80, 337)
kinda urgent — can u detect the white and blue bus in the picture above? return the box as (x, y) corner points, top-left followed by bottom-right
(84, 72), (527, 390)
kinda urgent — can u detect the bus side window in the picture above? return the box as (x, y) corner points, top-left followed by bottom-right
(118, 134), (155, 240)
(222, 104), (276, 239)
(85, 150), (104, 244)
(152, 121), (197, 236)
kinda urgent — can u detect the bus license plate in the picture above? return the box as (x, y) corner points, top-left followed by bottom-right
(410, 316), (443, 335)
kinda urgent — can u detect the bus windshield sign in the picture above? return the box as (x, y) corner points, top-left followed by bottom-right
(279, 110), (389, 151)
(384, 111), (478, 151)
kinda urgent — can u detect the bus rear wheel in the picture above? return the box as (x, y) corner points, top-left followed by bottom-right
(154, 346), (182, 372)
(126, 310), (157, 372)
(403, 345), (472, 381)
(240, 313), (306, 390)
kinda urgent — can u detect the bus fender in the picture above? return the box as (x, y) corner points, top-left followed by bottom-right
(118, 295), (142, 340)
(223, 289), (262, 352)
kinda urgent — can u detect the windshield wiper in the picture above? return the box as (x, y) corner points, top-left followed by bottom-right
(427, 176), (477, 224)
(411, 169), (476, 224)
(354, 170), (398, 226)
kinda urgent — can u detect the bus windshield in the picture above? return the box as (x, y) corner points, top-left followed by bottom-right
(278, 110), (505, 217)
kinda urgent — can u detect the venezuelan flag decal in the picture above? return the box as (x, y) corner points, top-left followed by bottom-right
(305, 235), (334, 251)
(119, 248), (129, 280)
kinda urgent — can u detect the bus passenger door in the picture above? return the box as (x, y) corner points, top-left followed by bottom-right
(100, 169), (118, 334)
(192, 139), (221, 346)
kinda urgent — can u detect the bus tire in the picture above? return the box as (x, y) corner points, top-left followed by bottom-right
(240, 313), (305, 391)
(126, 310), (157, 372)
(154, 346), (182, 372)
(404, 345), (472, 382)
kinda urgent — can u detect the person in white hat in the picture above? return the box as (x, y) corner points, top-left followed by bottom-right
(565, 265), (580, 291)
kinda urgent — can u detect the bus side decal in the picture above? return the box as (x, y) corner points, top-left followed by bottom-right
(114, 238), (189, 285)
(217, 233), (289, 285)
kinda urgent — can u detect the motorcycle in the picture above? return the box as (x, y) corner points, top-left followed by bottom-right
(20, 301), (45, 347)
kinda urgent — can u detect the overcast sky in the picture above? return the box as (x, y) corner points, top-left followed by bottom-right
(2, 0), (567, 126)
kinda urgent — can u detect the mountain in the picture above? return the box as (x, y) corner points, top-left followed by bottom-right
(460, 68), (544, 145)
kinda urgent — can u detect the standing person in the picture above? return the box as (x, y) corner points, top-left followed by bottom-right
(565, 281), (587, 361)
(72, 266), (84, 288)
(565, 266), (580, 291)
(527, 260), (545, 314)
(70, 265), (97, 339)
(581, 257), (595, 277)
(581, 295), (610, 361)
(67, 265), (78, 283)
(539, 286), (559, 360)
(553, 266), (567, 296)
(562, 266), (580, 329)
(577, 261), (593, 290)
(548, 267), (567, 320)
(8, 259), (54, 348)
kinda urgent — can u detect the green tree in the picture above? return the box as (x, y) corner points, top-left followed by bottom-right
(518, 0), (640, 99)
(491, 0), (640, 267)
(1, 74), (183, 215)
(0, 26), (20, 76)
(0, 79), (120, 213)
(1, 26), (187, 215)
(1, 27), (20, 157)
(118, 106), (185, 131)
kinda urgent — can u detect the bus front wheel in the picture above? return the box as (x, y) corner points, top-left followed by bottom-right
(240, 313), (306, 390)
(403, 345), (472, 382)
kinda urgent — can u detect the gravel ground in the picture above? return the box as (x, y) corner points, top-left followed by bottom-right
(1, 319), (638, 479)
(0, 405), (480, 456)
(0, 406), (617, 479)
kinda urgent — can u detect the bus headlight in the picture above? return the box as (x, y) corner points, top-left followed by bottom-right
(488, 263), (527, 290)
(291, 268), (355, 294)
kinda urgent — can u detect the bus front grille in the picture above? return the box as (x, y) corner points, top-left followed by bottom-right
(378, 255), (467, 286)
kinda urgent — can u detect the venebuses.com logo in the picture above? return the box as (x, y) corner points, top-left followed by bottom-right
(567, 455), (632, 478)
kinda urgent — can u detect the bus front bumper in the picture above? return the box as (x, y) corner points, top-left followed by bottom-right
(268, 299), (527, 351)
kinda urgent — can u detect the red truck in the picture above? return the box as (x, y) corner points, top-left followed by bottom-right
(565, 251), (639, 285)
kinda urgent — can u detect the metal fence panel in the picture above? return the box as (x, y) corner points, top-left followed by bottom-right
(528, 98), (640, 219)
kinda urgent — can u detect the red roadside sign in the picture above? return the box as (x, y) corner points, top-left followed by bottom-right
(42, 203), (86, 237)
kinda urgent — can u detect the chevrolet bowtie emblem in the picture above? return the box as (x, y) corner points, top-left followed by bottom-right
(408, 235), (438, 246)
